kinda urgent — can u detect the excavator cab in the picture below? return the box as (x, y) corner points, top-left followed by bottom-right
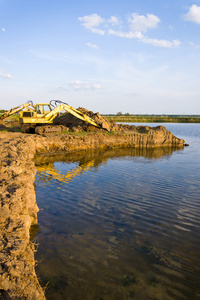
(35, 103), (52, 115)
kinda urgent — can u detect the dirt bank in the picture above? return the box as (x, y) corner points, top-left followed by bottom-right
(0, 133), (45, 300)
(0, 125), (185, 299)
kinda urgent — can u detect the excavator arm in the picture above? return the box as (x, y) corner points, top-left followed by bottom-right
(45, 100), (110, 131)
(0, 101), (34, 121)
(44, 103), (98, 127)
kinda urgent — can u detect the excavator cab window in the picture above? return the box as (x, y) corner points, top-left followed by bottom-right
(35, 104), (52, 115)
(43, 105), (51, 113)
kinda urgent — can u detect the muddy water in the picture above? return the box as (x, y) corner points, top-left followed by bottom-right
(34, 124), (200, 300)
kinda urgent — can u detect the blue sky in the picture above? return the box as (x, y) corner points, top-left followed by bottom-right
(0, 0), (200, 114)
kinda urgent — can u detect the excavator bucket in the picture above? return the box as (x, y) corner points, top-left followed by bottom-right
(100, 121), (111, 132)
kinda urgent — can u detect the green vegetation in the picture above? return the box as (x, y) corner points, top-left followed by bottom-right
(0, 127), (21, 133)
(8, 114), (20, 120)
(0, 111), (19, 120)
(104, 114), (200, 123)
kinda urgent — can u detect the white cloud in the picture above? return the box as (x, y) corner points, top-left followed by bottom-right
(128, 13), (160, 33)
(78, 14), (105, 28)
(108, 29), (144, 39)
(90, 27), (105, 35)
(142, 37), (181, 48)
(0, 69), (13, 79)
(184, 4), (200, 24)
(70, 80), (102, 91)
(78, 12), (181, 48)
(86, 42), (99, 49)
(108, 16), (120, 26)
(1, 28), (5, 32)
(78, 14), (105, 35)
(108, 29), (180, 48)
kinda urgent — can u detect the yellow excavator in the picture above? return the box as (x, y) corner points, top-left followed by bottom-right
(0, 100), (110, 134)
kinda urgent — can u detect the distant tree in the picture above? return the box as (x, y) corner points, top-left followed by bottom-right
(116, 111), (123, 116)
(124, 112), (130, 116)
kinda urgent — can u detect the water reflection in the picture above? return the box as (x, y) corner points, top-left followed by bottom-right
(35, 146), (183, 190)
(34, 145), (200, 300)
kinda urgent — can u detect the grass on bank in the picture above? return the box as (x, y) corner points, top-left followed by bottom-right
(104, 115), (200, 123)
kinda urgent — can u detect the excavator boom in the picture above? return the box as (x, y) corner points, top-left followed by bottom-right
(44, 103), (98, 127)
(0, 102), (34, 121)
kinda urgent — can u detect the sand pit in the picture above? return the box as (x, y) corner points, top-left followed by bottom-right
(0, 108), (186, 299)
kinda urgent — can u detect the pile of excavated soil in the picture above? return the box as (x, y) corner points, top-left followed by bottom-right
(55, 107), (183, 135)
(54, 107), (139, 133)
(0, 120), (20, 133)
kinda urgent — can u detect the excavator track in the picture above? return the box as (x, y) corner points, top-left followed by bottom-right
(21, 124), (35, 133)
(35, 125), (63, 135)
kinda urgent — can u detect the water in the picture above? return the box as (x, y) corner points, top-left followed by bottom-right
(34, 124), (200, 300)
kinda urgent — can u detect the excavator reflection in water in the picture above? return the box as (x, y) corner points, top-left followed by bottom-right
(35, 146), (183, 191)
(36, 159), (96, 191)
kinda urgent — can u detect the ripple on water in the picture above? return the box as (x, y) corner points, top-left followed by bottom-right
(34, 125), (200, 300)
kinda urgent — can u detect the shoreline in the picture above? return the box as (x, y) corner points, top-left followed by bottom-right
(0, 127), (185, 299)
(104, 116), (200, 123)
